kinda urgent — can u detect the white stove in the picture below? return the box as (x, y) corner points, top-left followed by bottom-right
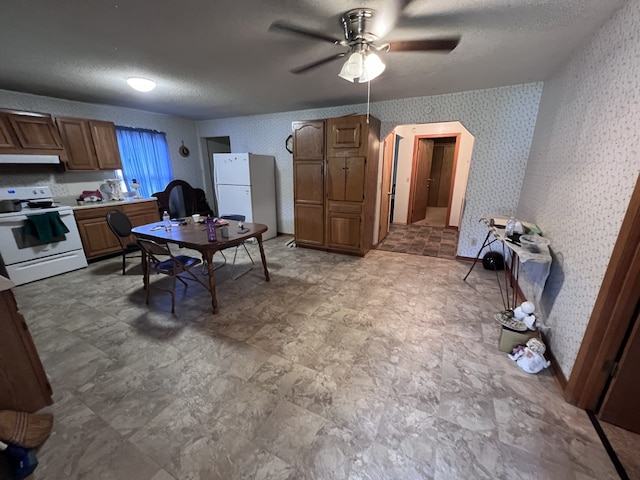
(0, 186), (88, 285)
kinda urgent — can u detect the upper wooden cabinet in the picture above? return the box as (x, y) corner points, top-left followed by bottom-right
(0, 110), (64, 155)
(90, 120), (122, 170)
(292, 120), (325, 160)
(292, 114), (380, 256)
(56, 117), (122, 171)
(0, 116), (17, 148)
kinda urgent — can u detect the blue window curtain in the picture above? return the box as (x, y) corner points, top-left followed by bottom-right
(116, 126), (173, 198)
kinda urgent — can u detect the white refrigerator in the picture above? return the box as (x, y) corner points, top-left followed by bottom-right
(212, 153), (277, 241)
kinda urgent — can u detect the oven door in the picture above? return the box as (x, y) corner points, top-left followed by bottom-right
(0, 209), (84, 265)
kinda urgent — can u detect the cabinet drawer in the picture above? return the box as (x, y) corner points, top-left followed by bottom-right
(73, 205), (121, 221)
(328, 202), (361, 215)
(122, 201), (158, 216)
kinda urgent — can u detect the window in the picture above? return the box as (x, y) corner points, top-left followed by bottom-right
(115, 127), (173, 198)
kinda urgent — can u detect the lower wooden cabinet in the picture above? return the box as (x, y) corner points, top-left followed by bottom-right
(294, 203), (325, 246)
(0, 286), (52, 413)
(327, 202), (362, 251)
(75, 200), (159, 259)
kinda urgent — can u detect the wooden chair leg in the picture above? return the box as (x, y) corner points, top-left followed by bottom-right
(122, 251), (126, 275)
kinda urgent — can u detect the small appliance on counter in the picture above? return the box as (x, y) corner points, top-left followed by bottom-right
(0, 186), (88, 285)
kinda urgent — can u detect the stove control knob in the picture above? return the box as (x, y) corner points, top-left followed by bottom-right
(32, 189), (37, 194)
(40, 189), (45, 194)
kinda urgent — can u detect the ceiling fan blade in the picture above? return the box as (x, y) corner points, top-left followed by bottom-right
(387, 37), (460, 52)
(269, 21), (343, 45)
(290, 52), (347, 74)
(372, 0), (413, 38)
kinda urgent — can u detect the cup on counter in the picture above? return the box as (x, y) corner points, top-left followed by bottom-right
(191, 213), (201, 223)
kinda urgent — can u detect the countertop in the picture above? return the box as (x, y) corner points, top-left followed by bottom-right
(66, 197), (157, 210)
(0, 275), (15, 292)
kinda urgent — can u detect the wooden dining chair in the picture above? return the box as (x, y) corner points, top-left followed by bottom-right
(137, 238), (210, 313)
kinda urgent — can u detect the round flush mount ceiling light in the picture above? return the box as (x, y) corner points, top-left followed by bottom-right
(126, 77), (156, 92)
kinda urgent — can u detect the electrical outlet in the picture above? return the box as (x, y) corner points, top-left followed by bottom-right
(471, 237), (477, 246)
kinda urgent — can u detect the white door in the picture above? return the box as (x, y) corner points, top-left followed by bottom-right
(216, 184), (254, 222)
(214, 154), (251, 186)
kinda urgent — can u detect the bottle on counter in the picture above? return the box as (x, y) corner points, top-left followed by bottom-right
(205, 215), (217, 242)
(162, 210), (171, 231)
(505, 217), (516, 237)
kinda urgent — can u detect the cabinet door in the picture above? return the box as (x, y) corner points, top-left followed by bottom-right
(7, 113), (63, 150)
(292, 121), (324, 160)
(123, 202), (159, 245)
(89, 120), (123, 170)
(344, 157), (366, 202)
(328, 211), (361, 251)
(294, 160), (324, 204)
(56, 117), (99, 170)
(327, 156), (365, 202)
(327, 116), (366, 158)
(295, 204), (325, 246)
(77, 217), (122, 258)
(0, 115), (18, 148)
(328, 117), (361, 149)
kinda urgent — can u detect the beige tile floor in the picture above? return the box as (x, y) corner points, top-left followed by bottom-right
(10, 237), (618, 479)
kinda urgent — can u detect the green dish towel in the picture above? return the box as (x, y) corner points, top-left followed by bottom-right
(23, 212), (70, 243)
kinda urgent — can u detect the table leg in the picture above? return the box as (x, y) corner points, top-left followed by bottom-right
(203, 250), (219, 314)
(256, 234), (270, 281)
(463, 230), (493, 281)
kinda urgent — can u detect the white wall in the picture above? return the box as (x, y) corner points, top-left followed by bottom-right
(0, 90), (202, 199)
(391, 122), (475, 227)
(197, 83), (542, 252)
(517, 0), (640, 377)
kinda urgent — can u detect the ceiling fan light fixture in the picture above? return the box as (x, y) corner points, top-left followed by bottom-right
(359, 51), (386, 83)
(338, 52), (364, 82)
(126, 77), (156, 92)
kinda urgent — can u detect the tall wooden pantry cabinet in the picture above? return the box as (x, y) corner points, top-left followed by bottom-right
(292, 114), (381, 256)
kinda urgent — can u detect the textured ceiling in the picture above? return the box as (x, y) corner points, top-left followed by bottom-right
(0, 0), (627, 120)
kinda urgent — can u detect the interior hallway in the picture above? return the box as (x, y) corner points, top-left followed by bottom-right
(7, 238), (618, 479)
(378, 208), (457, 259)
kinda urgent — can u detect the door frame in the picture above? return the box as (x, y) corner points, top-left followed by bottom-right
(564, 176), (640, 410)
(377, 132), (395, 243)
(406, 133), (461, 229)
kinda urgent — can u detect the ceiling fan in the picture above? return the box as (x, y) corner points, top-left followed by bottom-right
(269, 7), (460, 83)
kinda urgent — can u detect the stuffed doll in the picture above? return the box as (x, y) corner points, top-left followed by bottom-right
(508, 338), (550, 374)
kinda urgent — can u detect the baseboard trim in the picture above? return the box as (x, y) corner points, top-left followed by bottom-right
(541, 331), (568, 392)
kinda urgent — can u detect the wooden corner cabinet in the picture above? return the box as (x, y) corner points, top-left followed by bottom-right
(75, 200), (159, 259)
(0, 110), (64, 155)
(0, 284), (53, 413)
(56, 117), (122, 171)
(292, 114), (381, 256)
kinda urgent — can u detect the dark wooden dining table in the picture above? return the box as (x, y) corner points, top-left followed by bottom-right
(131, 219), (270, 313)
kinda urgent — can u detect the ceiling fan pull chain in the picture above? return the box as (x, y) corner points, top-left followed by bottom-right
(366, 80), (370, 124)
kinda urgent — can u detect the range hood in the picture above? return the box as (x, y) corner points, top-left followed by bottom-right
(0, 154), (61, 164)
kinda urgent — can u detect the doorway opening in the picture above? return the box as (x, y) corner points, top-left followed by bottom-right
(408, 136), (457, 228)
(376, 122), (475, 259)
(201, 136), (231, 214)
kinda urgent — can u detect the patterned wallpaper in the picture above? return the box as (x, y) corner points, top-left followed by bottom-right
(0, 90), (202, 197)
(197, 83), (543, 245)
(518, 0), (640, 377)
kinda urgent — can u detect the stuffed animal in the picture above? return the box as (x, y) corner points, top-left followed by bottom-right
(512, 301), (537, 330)
(508, 338), (550, 374)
